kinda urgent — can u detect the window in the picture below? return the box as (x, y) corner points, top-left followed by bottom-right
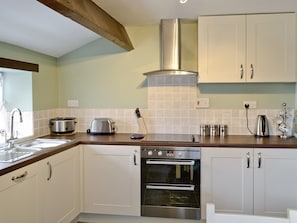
(0, 68), (33, 142)
(0, 58), (37, 142)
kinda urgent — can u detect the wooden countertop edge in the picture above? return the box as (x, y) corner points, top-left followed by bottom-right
(0, 133), (296, 176)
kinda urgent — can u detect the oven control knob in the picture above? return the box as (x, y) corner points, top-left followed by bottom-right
(148, 151), (153, 156)
(157, 151), (163, 156)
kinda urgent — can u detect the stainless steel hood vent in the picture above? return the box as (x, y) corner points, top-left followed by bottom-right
(144, 19), (198, 77)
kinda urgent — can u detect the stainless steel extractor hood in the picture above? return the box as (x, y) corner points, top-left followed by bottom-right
(143, 19), (198, 76)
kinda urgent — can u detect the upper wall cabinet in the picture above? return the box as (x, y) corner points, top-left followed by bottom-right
(198, 13), (296, 83)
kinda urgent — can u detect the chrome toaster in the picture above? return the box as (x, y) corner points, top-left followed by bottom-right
(87, 118), (116, 134)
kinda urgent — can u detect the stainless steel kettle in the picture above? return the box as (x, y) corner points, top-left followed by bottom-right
(255, 115), (269, 137)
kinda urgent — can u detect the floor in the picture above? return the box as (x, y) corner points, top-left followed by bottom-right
(77, 214), (204, 223)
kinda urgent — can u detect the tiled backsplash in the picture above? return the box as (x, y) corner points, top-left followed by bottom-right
(33, 107), (282, 137)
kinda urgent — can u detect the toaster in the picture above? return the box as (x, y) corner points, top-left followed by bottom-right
(87, 118), (116, 134)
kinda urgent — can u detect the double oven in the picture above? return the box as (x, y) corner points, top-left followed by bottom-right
(141, 146), (201, 219)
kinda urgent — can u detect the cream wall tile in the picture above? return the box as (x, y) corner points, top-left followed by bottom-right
(32, 107), (288, 137)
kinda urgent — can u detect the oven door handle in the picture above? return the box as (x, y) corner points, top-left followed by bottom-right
(146, 184), (195, 191)
(146, 159), (195, 165)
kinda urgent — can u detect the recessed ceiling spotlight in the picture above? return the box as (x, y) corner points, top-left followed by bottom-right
(179, 0), (188, 3)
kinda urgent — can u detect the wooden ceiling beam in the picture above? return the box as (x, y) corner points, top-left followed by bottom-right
(37, 0), (134, 51)
(0, 58), (39, 72)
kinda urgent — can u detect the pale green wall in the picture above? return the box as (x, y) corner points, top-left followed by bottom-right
(57, 25), (160, 108)
(198, 83), (296, 109)
(0, 42), (58, 110)
(181, 20), (198, 72)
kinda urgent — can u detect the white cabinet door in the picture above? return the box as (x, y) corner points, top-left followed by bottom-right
(201, 147), (253, 219)
(254, 148), (297, 217)
(198, 15), (246, 83)
(198, 13), (296, 83)
(0, 161), (41, 223)
(40, 146), (81, 223)
(247, 14), (296, 82)
(83, 145), (140, 216)
(202, 147), (297, 220)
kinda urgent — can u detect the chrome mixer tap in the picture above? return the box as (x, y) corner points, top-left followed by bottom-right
(7, 108), (23, 148)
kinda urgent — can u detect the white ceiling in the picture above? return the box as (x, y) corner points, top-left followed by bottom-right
(1, 0), (297, 58)
(0, 0), (99, 58)
(93, 0), (297, 25)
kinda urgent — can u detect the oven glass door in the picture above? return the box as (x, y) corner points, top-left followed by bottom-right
(141, 158), (200, 208)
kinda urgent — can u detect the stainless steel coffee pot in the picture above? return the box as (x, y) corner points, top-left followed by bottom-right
(255, 115), (269, 137)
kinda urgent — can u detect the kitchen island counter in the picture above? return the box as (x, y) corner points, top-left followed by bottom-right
(1, 133), (297, 176)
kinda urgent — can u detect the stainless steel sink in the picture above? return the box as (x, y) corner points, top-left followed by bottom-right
(0, 138), (72, 163)
(0, 148), (36, 163)
(17, 138), (72, 149)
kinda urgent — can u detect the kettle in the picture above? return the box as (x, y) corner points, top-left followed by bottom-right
(255, 115), (269, 137)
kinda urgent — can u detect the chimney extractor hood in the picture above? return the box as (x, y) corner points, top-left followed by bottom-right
(143, 19), (198, 77)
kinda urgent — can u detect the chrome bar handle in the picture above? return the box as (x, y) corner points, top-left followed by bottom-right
(146, 184), (195, 191)
(133, 150), (137, 166)
(240, 64), (244, 79)
(47, 161), (52, 181)
(250, 64), (254, 79)
(12, 171), (28, 181)
(258, 152), (262, 168)
(246, 152), (250, 168)
(146, 160), (195, 165)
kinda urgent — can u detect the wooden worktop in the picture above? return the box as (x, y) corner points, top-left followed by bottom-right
(1, 133), (297, 176)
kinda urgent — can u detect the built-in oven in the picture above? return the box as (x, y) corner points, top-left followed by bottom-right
(141, 146), (200, 220)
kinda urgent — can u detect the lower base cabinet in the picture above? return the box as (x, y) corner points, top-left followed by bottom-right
(253, 148), (297, 216)
(83, 145), (140, 216)
(40, 146), (81, 223)
(0, 145), (81, 223)
(201, 147), (297, 219)
(0, 161), (41, 223)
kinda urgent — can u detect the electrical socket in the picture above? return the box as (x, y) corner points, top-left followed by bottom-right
(196, 98), (209, 108)
(243, 101), (257, 109)
(67, 99), (79, 107)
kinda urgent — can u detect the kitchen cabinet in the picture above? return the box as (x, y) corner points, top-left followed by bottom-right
(0, 161), (41, 223)
(0, 146), (81, 223)
(253, 148), (297, 216)
(198, 13), (296, 83)
(39, 146), (81, 223)
(201, 147), (253, 219)
(83, 145), (140, 216)
(201, 147), (297, 219)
